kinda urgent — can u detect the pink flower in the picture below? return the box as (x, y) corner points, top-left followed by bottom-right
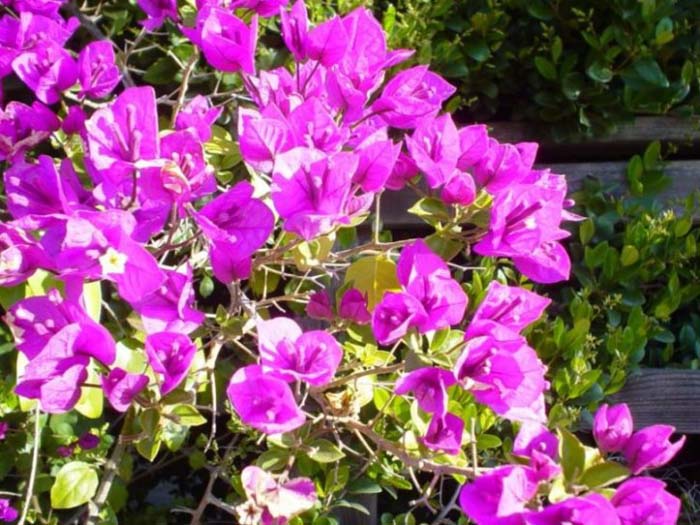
(352, 128), (401, 193)
(145, 332), (197, 395)
(513, 423), (560, 481)
(393, 239), (468, 333)
(271, 149), (362, 240)
(279, 0), (308, 61)
(85, 86), (160, 186)
(184, 7), (257, 74)
(459, 465), (538, 525)
(405, 114), (460, 188)
(338, 288), (370, 325)
(14, 326), (90, 414)
(175, 95), (222, 142)
(457, 124), (490, 170)
(238, 466), (317, 524)
(0, 499), (17, 522)
(593, 403), (634, 453)
(132, 265), (204, 335)
(623, 425), (685, 475)
(257, 317), (342, 387)
(0, 101), (59, 161)
(227, 365), (305, 434)
(612, 477), (680, 525)
(77, 41), (120, 99)
(371, 292), (427, 345)
(137, 0), (179, 31)
(238, 107), (294, 173)
(306, 16), (348, 67)
(228, 0), (288, 17)
(306, 291), (333, 321)
(194, 181), (274, 283)
(455, 324), (547, 424)
(394, 367), (456, 417)
(441, 171), (476, 206)
(422, 412), (464, 455)
(0, 223), (50, 287)
(372, 66), (455, 129)
(469, 281), (551, 336)
(0, 422), (8, 440)
(524, 494), (620, 525)
(77, 432), (100, 450)
(12, 42), (77, 104)
(102, 368), (148, 412)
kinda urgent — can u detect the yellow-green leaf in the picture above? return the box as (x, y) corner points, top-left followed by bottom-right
(344, 256), (400, 309)
(306, 439), (345, 463)
(50, 461), (98, 509)
(74, 363), (103, 419)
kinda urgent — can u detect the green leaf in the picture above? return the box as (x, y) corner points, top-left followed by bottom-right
(306, 439), (346, 463)
(161, 420), (189, 452)
(408, 197), (450, 224)
(534, 56), (557, 80)
(51, 461), (99, 509)
(381, 4), (396, 34)
(586, 62), (613, 83)
(143, 56), (179, 85)
(168, 405), (207, 427)
(580, 461), (630, 489)
(562, 72), (584, 101)
(465, 39), (491, 63)
(551, 37), (563, 63)
(136, 434), (162, 462)
(674, 218), (692, 238)
(333, 500), (369, 515)
(256, 448), (291, 471)
(476, 434), (502, 450)
(655, 17), (674, 45)
(620, 245), (639, 266)
(579, 219), (595, 245)
(632, 58), (669, 88)
(348, 478), (382, 495)
(344, 256), (400, 309)
(558, 429), (586, 482)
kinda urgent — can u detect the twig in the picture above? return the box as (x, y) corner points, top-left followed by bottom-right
(204, 339), (223, 453)
(66, 1), (107, 41)
(339, 418), (480, 479)
(17, 406), (41, 525)
(86, 440), (126, 524)
(430, 484), (461, 525)
(317, 363), (404, 391)
(171, 49), (200, 126)
(373, 192), (382, 244)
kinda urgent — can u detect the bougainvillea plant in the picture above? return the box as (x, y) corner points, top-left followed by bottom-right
(0, 0), (685, 524)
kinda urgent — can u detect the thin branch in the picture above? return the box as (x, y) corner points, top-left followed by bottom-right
(87, 440), (126, 524)
(17, 406), (41, 525)
(171, 48), (200, 126)
(317, 363), (404, 391)
(339, 418), (480, 479)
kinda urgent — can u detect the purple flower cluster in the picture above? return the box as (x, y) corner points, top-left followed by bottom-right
(460, 403), (683, 525)
(0, 0), (681, 521)
(236, 465), (317, 524)
(227, 318), (342, 434)
(392, 280), (550, 455)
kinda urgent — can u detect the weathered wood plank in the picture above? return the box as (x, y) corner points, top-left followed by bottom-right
(489, 117), (700, 148)
(610, 369), (700, 434)
(382, 160), (700, 228)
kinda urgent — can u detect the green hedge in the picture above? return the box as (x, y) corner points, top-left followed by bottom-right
(309, 0), (700, 139)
